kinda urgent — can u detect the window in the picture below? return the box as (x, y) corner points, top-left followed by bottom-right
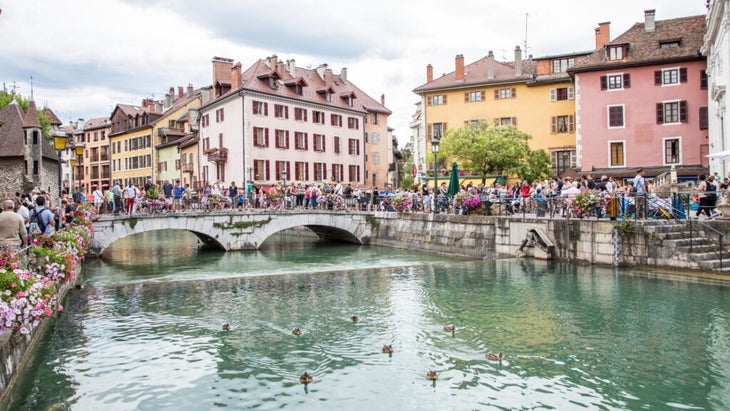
(608, 106), (625, 128)
(348, 138), (360, 155)
(348, 165), (360, 182)
(551, 150), (576, 175)
(347, 117), (359, 130)
(373, 152), (380, 164)
(313, 134), (326, 152)
(550, 87), (574, 101)
(202, 114), (209, 127)
(215, 108), (225, 122)
(656, 101), (687, 124)
(295, 132), (308, 150)
(430, 122), (445, 139)
(498, 117), (517, 126)
(275, 161), (289, 180)
(33, 160), (39, 175)
(655, 68), (687, 85)
(551, 115), (574, 133)
(294, 84), (303, 96)
(331, 114), (342, 127)
(371, 133), (380, 144)
(275, 129), (289, 149)
(664, 137), (681, 165)
(313, 163), (326, 181)
(253, 101), (267, 115)
(253, 127), (269, 147)
(552, 58), (574, 73)
(332, 164), (343, 182)
(253, 159), (269, 180)
(334, 136), (340, 154)
(429, 95), (446, 106)
(313, 111), (325, 124)
(495, 88), (516, 99)
(465, 91), (485, 102)
(660, 40), (680, 49)
(295, 108), (307, 121)
(372, 113), (379, 125)
(268, 77), (278, 90)
(600, 74), (631, 90)
(609, 141), (625, 167)
(607, 45), (625, 61)
(701, 70), (708, 90)
(274, 104), (288, 119)
(295, 161), (308, 181)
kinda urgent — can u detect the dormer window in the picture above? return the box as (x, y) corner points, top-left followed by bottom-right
(269, 77), (278, 90)
(340, 91), (356, 107)
(607, 45), (627, 61)
(659, 38), (681, 49)
(552, 57), (574, 73)
(325, 91), (332, 102)
(295, 85), (303, 96)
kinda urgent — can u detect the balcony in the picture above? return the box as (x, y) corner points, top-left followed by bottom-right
(206, 147), (228, 164)
(182, 163), (194, 174)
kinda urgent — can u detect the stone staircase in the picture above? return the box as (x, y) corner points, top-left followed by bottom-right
(643, 220), (730, 272)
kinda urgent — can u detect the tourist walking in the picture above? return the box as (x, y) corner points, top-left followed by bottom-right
(125, 182), (139, 215)
(633, 169), (647, 219)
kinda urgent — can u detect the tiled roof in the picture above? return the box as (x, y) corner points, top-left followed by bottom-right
(570, 15), (706, 72)
(208, 57), (390, 115)
(23, 100), (41, 128)
(41, 107), (62, 125)
(413, 57), (536, 93)
(0, 101), (58, 160)
(83, 117), (110, 130)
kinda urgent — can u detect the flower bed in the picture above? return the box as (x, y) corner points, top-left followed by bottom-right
(0, 205), (92, 336)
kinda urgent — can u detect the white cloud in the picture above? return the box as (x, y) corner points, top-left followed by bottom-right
(0, 0), (708, 137)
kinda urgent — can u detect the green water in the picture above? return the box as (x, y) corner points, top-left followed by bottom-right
(6, 230), (730, 410)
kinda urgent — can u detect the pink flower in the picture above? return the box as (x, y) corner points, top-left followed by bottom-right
(57, 304), (63, 312)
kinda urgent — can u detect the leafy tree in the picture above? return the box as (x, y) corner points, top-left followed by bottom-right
(439, 121), (532, 180)
(0, 89), (52, 140)
(517, 148), (552, 183)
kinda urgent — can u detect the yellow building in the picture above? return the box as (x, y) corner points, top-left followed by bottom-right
(108, 102), (159, 188)
(412, 47), (591, 178)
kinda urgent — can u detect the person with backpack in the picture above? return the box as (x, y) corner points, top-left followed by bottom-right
(29, 196), (55, 237)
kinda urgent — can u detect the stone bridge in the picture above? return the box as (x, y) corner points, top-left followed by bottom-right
(89, 211), (377, 256)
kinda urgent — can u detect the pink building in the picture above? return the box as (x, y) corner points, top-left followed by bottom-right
(198, 55), (389, 188)
(571, 10), (708, 180)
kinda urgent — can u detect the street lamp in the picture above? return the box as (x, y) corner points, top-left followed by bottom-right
(52, 133), (69, 209)
(431, 138), (440, 214)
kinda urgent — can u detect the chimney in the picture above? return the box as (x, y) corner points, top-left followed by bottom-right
(155, 101), (163, 112)
(211, 56), (234, 88)
(645, 9), (656, 33)
(287, 59), (296, 76)
(316, 63), (328, 79)
(426, 64), (433, 83)
(165, 92), (172, 108)
(595, 22), (611, 50)
(324, 68), (333, 83)
(381, 94), (385, 106)
(487, 50), (495, 79)
(231, 62), (242, 89)
(514, 46), (522, 76)
(340, 67), (347, 83)
(178, 86), (184, 98)
(455, 54), (465, 80)
(187, 83), (193, 97)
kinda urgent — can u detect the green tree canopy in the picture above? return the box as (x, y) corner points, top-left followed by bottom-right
(438, 121), (536, 179)
(517, 148), (552, 183)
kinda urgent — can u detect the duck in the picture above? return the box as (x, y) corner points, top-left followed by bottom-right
(485, 352), (503, 362)
(443, 325), (455, 334)
(299, 371), (313, 384)
(222, 323), (230, 331)
(382, 344), (394, 354)
(426, 369), (438, 381)
(292, 327), (302, 336)
(350, 315), (359, 323)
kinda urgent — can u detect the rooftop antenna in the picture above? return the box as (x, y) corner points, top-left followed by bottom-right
(524, 12), (529, 55)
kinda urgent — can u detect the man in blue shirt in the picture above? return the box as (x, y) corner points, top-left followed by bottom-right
(173, 181), (185, 212)
(633, 169), (647, 219)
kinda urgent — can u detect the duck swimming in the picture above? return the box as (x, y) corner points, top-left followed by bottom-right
(222, 323), (230, 331)
(292, 327), (302, 336)
(382, 344), (394, 354)
(350, 315), (359, 322)
(299, 371), (313, 384)
(443, 325), (455, 334)
(426, 369), (438, 381)
(486, 352), (503, 362)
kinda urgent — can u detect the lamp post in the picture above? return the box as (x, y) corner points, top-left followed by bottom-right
(74, 143), (85, 200)
(52, 134), (69, 210)
(431, 138), (440, 214)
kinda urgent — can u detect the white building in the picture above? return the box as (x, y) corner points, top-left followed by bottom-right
(703, 0), (730, 174)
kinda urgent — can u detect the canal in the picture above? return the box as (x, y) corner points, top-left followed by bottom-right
(6, 230), (730, 410)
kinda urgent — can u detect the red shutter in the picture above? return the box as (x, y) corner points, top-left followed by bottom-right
(551, 116), (557, 133)
(265, 129), (269, 147)
(276, 164), (280, 180)
(679, 100), (688, 122)
(287, 162), (291, 181)
(443, 95), (447, 104)
(480, 91), (485, 100)
(654, 71), (662, 85)
(304, 110), (308, 122)
(323, 135), (326, 152)
(305, 162), (310, 180)
(426, 96), (432, 106)
(679, 67), (688, 83)
(286, 131), (290, 149)
(511, 88), (516, 98)
(494, 90), (499, 99)
(464, 92), (469, 102)
(511, 117), (517, 126)
(265, 160), (270, 180)
(285, 106), (289, 119)
(569, 115), (574, 132)
(357, 140), (360, 156)
(323, 164), (327, 180)
(427, 124), (432, 139)
(623, 73), (631, 88)
(600, 76), (607, 90)
(254, 161), (259, 180)
(264, 103), (268, 116)
(253, 103), (258, 115)
(656, 103), (664, 124)
(305, 133), (309, 150)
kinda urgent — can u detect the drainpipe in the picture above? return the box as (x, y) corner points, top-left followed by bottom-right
(240, 91), (246, 189)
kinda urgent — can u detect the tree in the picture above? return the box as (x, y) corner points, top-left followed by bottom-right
(439, 121), (532, 180)
(517, 148), (552, 183)
(0, 88), (52, 140)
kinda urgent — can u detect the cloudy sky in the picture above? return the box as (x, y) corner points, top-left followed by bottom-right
(0, 0), (707, 141)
